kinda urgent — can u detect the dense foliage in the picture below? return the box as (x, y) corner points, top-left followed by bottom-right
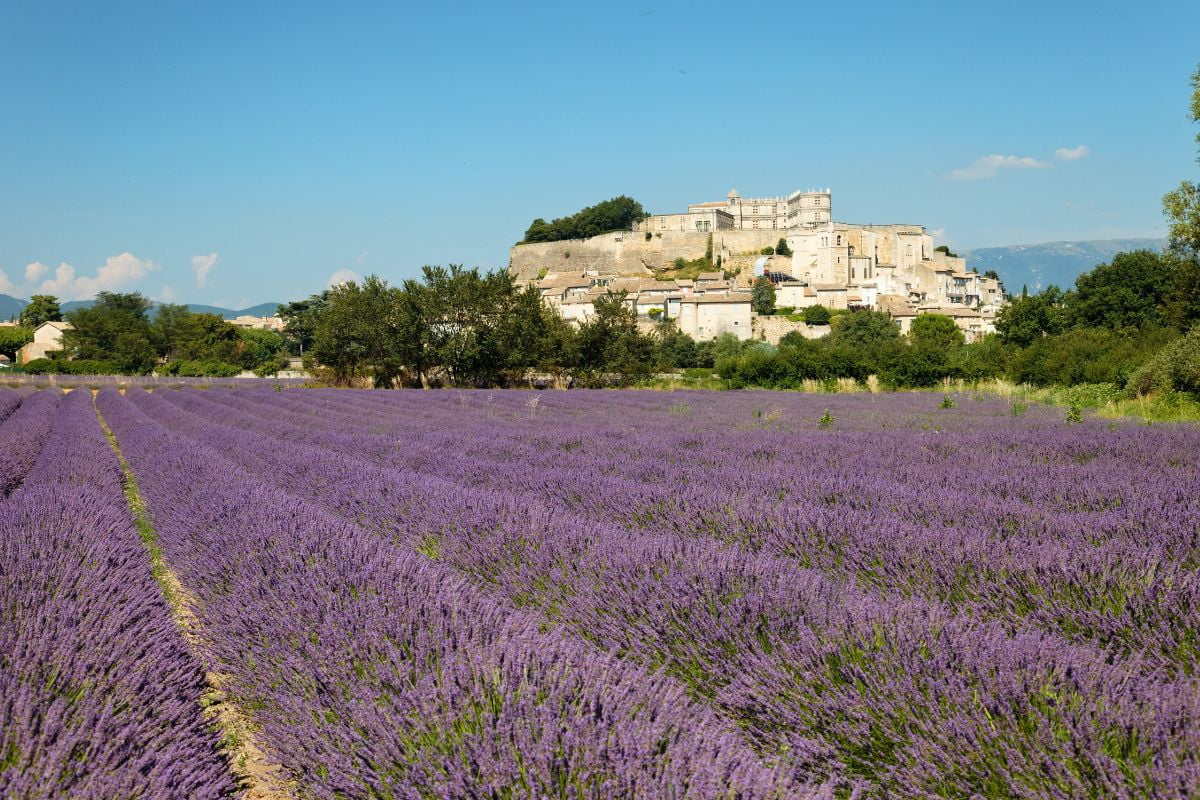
(0, 325), (33, 359)
(522, 196), (648, 243)
(18, 294), (62, 328)
(283, 267), (652, 387)
(31, 291), (289, 376)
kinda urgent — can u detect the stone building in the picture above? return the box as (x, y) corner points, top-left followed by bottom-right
(228, 315), (286, 332)
(18, 321), (73, 364)
(513, 186), (1008, 342)
(637, 188), (832, 233)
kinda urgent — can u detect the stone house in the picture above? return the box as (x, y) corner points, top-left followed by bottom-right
(18, 321), (73, 364)
(677, 293), (753, 341)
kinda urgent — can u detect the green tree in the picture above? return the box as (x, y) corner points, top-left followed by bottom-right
(1007, 327), (1169, 387)
(751, 277), (776, 315)
(950, 335), (1011, 382)
(278, 293), (330, 356)
(150, 305), (242, 364)
(494, 284), (574, 384)
(63, 292), (156, 373)
(1162, 64), (1200, 255)
(802, 304), (831, 325)
(236, 328), (288, 370)
(311, 276), (403, 387)
(994, 286), (1069, 347)
(522, 196), (648, 243)
(1127, 327), (1200, 396)
(652, 324), (699, 369)
(19, 295), (62, 328)
(775, 238), (792, 257)
(1068, 250), (1175, 330)
(910, 313), (964, 350)
(572, 292), (653, 385)
(828, 309), (900, 349)
(0, 326), (33, 360)
(419, 265), (523, 387)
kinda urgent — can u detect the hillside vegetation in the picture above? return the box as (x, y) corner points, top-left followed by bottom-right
(521, 195), (647, 243)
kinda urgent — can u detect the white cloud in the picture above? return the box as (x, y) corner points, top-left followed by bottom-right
(949, 154), (1048, 180)
(1055, 144), (1090, 161)
(0, 269), (13, 295)
(37, 252), (158, 301)
(191, 252), (219, 287)
(159, 285), (177, 303)
(24, 261), (49, 282)
(355, 251), (370, 265)
(931, 228), (946, 241)
(327, 269), (360, 288)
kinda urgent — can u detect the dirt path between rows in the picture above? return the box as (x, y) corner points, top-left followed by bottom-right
(94, 395), (296, 800)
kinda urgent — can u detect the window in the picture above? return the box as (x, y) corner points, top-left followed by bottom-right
(836, 235), (842, 246)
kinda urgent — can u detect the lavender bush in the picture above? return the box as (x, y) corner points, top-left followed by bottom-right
(93, 386), (1200, 797)
(0, 389), (234, 798)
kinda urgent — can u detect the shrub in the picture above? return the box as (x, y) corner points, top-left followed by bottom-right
(20, 358), (122, 375)
(157, 360), (243, 378)
(802, 305), (832, 326)
(1126, 328), (1200, 396)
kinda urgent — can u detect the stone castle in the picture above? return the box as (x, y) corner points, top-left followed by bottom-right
(509, 189), (1007, 344)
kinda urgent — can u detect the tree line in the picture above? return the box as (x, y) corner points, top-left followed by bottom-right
(278, 266), (653, 387)
(521, 196), (648, 244)
(5, 293), (288, 376)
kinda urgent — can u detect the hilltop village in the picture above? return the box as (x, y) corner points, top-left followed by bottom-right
(509, 189), (1007, 344)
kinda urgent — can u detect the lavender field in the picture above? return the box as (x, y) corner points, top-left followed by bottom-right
(3, 386), (1200, 799)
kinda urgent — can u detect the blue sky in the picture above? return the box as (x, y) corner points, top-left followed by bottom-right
(2, 0), (1198, 306)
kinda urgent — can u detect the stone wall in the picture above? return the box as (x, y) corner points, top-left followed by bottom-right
(509, 229), (785, 281)
(751, 315), (830, 345)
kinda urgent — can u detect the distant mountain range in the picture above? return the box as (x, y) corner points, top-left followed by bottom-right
(0, 297), (282, 323)
(960, 238), (1167, 294)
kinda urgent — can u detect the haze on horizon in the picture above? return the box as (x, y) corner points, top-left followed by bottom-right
(2, 0), (1197, 307)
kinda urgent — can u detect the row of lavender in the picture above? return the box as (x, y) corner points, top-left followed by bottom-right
(113, 386), (1200, 797)
(0, 389), (234, 798)
(97, 389), (810, 799)
(153, 387), (1200, 672)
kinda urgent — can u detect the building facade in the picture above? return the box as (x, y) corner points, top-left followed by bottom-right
(638, 187), (833, 233)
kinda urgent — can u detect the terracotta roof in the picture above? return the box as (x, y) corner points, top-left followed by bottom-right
(689, 292), (752, 305)
(696, 272), (724, 281)
(537, 273), (591, 289)
(876, 294), (916, 315)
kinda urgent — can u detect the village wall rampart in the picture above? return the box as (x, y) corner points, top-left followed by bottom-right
(509, 229), (784, 281)
(751, 316), (830, 345)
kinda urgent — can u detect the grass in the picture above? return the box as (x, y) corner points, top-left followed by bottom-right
(959, 379), (1200, 424)
(634, 373), (1200, 423)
